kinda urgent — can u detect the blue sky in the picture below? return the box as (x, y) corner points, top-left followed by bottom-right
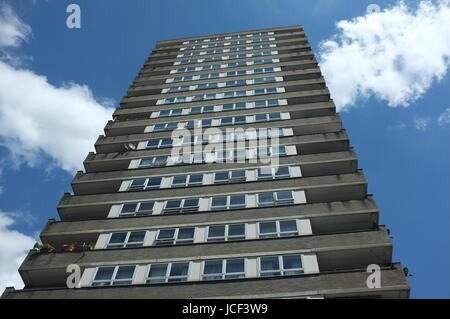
(0, 0), (449, 298)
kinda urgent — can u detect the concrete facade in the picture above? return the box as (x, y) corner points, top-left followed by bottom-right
(2, 25), (409, 299)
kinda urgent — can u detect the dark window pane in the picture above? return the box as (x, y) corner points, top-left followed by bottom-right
(178, 228), (195, 239)
(121, 203), (137, 214)
(226, 259), (244, 273)
(158, 229), (175, 239)
(260, 257), (279, 271)
(283, 255), (302, 270)
(280, 220), (297, 232)
(109, 233), (127, 244)
(149, 264), (168, 278)
(94, 267), (115, 281)
(128, 231), (146, 243)
(228, 224), (245, 236)
(204, 260), (222, 274)
(115, 266), (135, 279)
(138, 202), (154, 212)
(170, 263), (189, 277)
(259, 222), (276, 234)
(208, 226), (225, 238)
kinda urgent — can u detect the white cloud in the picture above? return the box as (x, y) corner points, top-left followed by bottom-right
(0, 2), (31, 48)
(0, 4), (113, 173)
(438, 108), (450, 126)
(414, 117), (432, 131)
(319, 0), (450, 111)
(0, 61), (114, 172)
(0, 210), (36, 292)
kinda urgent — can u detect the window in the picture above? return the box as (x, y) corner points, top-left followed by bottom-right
(213, 170), (246, 184)
(119, 202), (155, 217)
(128, 178), (146, 190)
(259, 255), (303, 277)
(146, 138), (173, 149)
(203, 259), (245, 281)
(211, 195), (246, 210)
(171, 174), (203, 188)
(257, 191), (294, 207)
(258, 220), (298, 239)
(163, 198), (199, 214)
(257, 166), (290, 180)
(92, 265), (135, 286)
(257, 146), (287, 158)
(207, 224), (246, 242)
(128, 177), (162, 191)
(146, 262), (189, 283)
(155, 227), (195, 246)
(139, 157), (168, 168)
(107, 231), (146, 248)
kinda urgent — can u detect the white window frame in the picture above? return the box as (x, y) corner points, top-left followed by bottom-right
(119, 202), (155, 217)
(163, 198), (200, 214)
(206, 224), (246, 242)
(106, 231), (147, 248)
(257, 220), (299, 239)
(91, 265), (136, 286)
(258, 254), (304, 277)
(146, 262), (190, 284)
(210, 194), (246, 211)
(154, 227), (196, 246)
(202, 258), (246, 281)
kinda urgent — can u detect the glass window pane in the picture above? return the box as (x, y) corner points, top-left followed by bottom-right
(228, 224), (245, 236)
(214, 172), (229, 183)
(189, 174), (203, 184)
(226, 259), (244, 273)
(231, 170), (245, 179)
(121, 203), (137, 214)
(275, 167), (290, 177)
(255, 114), (267, 122)
(160, 138), (172, 147)
(147, 178), (161, 188)
(283, 255), (302, 270)
(158, 229), (175, 239)
(115, 266), (135, 279)
(109, 232), (127, 244)
(128, 231), (146, 243)
(208, 225), (225, 238)
(172, 175), (187, 185)
(149, 264), (168, 278)
(259, 222), (276, 234)
(177, 228), (195, 239)
(94, 267), (115, 281)
(260, 257), (279, 271)
(184, 199), (199, 207)
(211, 196), (227, 208)
(204, 260), (222, 274)
(258, 192), (274, 206)
(277, 191), (293, 201)
(166, 200), (182, 209)
(146, 140), (159, 148)
(280, 220), (297, 232)
(170, 263), (189, 277)
(230, 195), (245, 207)
(138, 202), (154, 212)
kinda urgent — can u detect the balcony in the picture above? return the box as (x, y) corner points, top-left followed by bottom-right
(73, 150), (357, 195)
(85, 130), (348, 173)
(57, 171), (367, 221)
(41, 197), (379, 248)
(2, 263), (409, 299)
(19, 227), (391, 289)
